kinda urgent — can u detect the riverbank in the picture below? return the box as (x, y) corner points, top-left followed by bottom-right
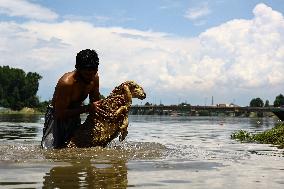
(0, 107), (42, 115)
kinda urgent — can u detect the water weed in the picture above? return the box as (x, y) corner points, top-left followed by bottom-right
(231, 123), (284, 148)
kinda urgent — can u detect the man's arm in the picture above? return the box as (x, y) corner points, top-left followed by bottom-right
(88, 74), (107, 116)
(89, 74), (100, 103)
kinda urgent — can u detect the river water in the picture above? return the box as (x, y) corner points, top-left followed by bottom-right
(0, 114), (283, 189)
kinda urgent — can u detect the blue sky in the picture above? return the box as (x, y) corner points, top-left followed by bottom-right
(0, 0), (283, 106)
(39, 0), (284, 36)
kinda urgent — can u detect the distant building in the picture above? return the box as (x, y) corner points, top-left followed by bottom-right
(216, 104), (227, 107)
(229, 103), (240, 107)
(216, 103), (240, 108)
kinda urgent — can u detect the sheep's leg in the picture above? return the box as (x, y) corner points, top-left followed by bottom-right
(113, 84), (132, 117)
(114, 105), (128, 117)
(119, 116), (129, 142)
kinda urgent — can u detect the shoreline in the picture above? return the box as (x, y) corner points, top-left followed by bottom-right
(0, 107), (43, 115)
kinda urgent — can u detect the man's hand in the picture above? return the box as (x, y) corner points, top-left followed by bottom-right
(89, 101), (107, 116)
(89, 101), (100, 112)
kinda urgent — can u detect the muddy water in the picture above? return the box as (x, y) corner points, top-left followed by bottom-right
(0, 114), (283, 189)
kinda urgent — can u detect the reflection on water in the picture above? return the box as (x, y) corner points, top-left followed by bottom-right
(0, 115), (284, 188)
(0, 114), (42, 141)
(41, 141), (167, 188)
(43, 158), (127, 188)
(0, 123), (38, 140)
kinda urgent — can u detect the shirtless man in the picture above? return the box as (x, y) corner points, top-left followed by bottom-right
(41, 49), (104, 149)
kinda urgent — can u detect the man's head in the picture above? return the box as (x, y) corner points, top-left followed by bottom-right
(75, 49), (99, 84)
(75, 49), (99, 70)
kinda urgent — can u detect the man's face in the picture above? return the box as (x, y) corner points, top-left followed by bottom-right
(78, 67), (98, 84)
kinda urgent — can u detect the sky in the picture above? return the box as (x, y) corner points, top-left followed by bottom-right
(0, 0), (283, 106)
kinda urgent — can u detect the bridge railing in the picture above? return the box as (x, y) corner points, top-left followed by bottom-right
(129, 105), (280, 115)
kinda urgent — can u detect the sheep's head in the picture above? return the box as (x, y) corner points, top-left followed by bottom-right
(124, 81), (146, 100)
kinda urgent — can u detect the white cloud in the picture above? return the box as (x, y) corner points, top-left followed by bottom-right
(198, 3), (284, 90)
(184, 3), (211, 20)
(0, 0), (58, 21)
(0, 3), (283, 105)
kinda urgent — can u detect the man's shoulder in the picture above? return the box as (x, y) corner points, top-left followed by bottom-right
(58, 71), (75, 86)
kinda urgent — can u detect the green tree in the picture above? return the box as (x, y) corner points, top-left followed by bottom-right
(99, 94), (105, 100)
(23, 72), (42, 107)
(264, 100), (269, 107)
(0, 66), (42, 110)
(145, 102), (151, 106)
(250, 97), (264, 107)
(273, 94), (284, 107)
(37, 100), (51, 112)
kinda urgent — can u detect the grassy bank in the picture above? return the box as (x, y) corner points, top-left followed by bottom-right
(0, 107), (43, 115)
(231, 122), (284, 148)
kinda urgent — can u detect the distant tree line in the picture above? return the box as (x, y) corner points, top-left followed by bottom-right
(249, 94), (284, 107)
(1, 65), (283, 111)
(273, 94), (284, 107)
(0, 65), (43, 110)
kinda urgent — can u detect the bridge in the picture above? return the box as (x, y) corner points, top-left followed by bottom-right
(129, 105), (279, 117)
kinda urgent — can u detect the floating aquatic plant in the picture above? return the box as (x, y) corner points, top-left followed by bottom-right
(231, 123), (284, 148)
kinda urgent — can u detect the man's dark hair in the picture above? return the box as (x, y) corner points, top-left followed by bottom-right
(75, 49), (99, 70)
